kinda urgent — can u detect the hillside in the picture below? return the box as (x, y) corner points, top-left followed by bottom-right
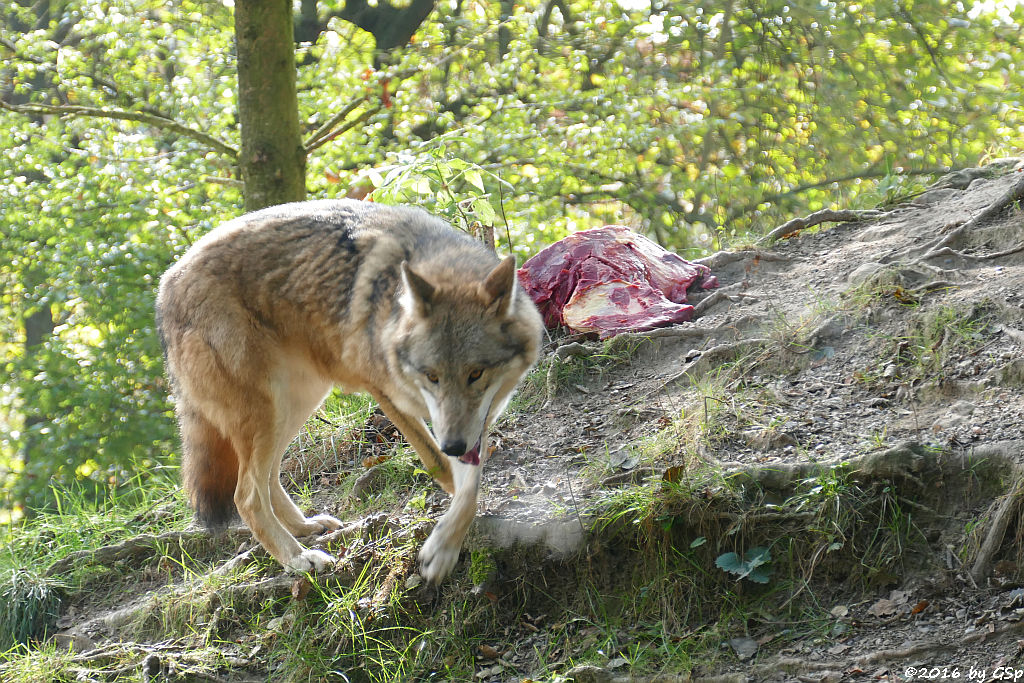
(2, 160), (1023, 682)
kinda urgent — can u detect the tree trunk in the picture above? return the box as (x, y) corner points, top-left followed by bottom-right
(4, 1), (58, 504)
(498, 0), (514, 59)
(234, 0), (306, 211)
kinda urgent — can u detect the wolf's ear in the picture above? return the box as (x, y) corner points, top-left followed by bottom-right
(480, 255), (517, 317)
(400, 261), (435, 317)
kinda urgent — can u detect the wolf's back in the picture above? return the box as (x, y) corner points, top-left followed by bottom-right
(156, 199), (515, 530)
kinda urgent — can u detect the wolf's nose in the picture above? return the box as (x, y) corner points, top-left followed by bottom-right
(440, 439), (467, 457)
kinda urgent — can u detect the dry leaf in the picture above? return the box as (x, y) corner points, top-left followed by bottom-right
(291, 576), (311, 601)
(867, 598), (897, 617)
(478, 644), (501, 659)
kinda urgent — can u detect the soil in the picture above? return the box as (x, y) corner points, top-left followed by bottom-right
(38, 160), (1024, 682)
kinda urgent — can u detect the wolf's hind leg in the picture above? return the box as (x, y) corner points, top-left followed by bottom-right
(266, 367), (342, 542)
(234, 419), (335, 574)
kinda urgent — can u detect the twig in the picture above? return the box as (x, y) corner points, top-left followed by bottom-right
(599, 467), (656, 487)
(0, 100), (238, 158)
(692, 290), (742, 317)
(304, 100), (379, 153)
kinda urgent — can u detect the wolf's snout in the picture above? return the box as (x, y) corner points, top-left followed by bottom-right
(440, 439), (467, 457)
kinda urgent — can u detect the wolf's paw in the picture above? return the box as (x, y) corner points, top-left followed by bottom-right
(284, 548), (337, 574)
(292, 514), (343, 537)
(418, 526), (460, 584)
(307, 514), (343, 533)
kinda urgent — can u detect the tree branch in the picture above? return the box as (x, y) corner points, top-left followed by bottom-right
(0, 100), (238, 159)
(304, 97), (377, 153)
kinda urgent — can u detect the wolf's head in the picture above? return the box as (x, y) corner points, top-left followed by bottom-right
(392, 255), (542, 466)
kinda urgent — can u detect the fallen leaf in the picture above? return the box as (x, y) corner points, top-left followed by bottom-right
(867, 598), (897, 617)
(910, 599), (930, 615)
(362, 454), (390, 468)
(478, 644), (501, 660)
(291, 577), (311, 601)
(663, 466), (686, 483)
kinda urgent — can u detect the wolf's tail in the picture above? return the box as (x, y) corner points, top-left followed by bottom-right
(179, 408), (238, 529)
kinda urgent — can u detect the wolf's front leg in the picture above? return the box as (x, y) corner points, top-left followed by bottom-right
(419, 458), (482, 583)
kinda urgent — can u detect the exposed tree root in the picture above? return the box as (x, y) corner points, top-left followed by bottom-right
(915, 171), (1024, 261)
(66, 640), (250, 683)
(762, 618), (1024, 680)
(969, 476), (1024, 584)
(999, 324), (1024, 347)
(695, 249), (791, 270)
(918, 241), (1024, 266)
(759, 209), (888, 244)
(564, 663), (746, 683)
(720, 441), (1019, 495)
(45, 529), (251, 578)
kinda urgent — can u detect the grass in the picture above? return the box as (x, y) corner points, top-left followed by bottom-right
(850, 301), (994, 389)
(510, 334), (653, 415)
(0, 439), (962, 683)
(0, 341), (974, 682)
(0, 472), (194, 680)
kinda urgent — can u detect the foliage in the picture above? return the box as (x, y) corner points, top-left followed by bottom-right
(715, 546), (773, 584)
(2, 0), (1023, 509)
(364, 132), (521, 248)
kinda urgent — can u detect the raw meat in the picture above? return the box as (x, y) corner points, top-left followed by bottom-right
(517, 225), (718, 339)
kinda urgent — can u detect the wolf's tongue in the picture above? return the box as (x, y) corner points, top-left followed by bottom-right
(459, 441), (481, 466)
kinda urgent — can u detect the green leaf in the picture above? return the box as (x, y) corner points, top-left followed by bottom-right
(716, 546), (773, 583)
(465, 169), (485, 193)
(472, 197), (497, 225)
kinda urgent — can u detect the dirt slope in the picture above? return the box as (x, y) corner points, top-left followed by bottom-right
(468, 159), (1024, 681)
(33, 160), (1024, 682)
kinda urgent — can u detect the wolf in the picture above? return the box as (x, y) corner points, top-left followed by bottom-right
(156, 199), (543, 583)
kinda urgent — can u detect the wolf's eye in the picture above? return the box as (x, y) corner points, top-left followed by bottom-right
(467, 369), (483, 384)
(425, 371), (439, 384)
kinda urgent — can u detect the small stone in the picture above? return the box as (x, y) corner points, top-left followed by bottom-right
(729, 636), (759, 660)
